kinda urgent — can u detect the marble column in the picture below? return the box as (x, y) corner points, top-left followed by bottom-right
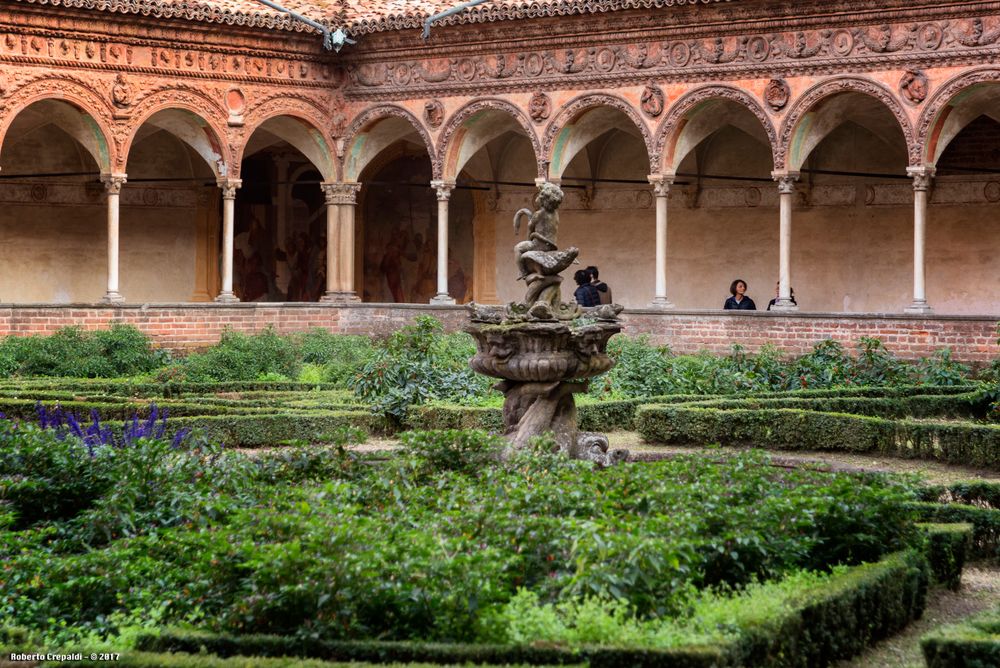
(430, 180), (456, 304)
(648, 174), (675, 309)
(215, 178), (241, 303)
(771, 171), (800, 311)
(101, 173), (127, 303)
(319, 182), (361, 301)
(906, 166), (934, 314)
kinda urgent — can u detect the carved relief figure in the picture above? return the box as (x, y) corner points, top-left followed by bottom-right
(900, 69), (929, 104)
(640, 84), (664, 117)
(424, 99), (445, 128)
(529, 92), (551, 122)
(111, 73), (133, 108)
(765, 79), (791, 111)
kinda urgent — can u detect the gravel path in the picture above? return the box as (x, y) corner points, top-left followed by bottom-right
(837, 561), (1000, 668)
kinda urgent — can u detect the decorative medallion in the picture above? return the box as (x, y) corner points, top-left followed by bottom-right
(424, 99), (445, 129)
(111, 73), (134, 108)
(744, 187), (762, 207)
(918, 24), (945, 50)
(985, 181), (1000, 203)
(225, 88), (246, 115)
(529, 92), (551, 123)
(30, 184), (47, 202)
(764, 79), (791, 112)
(640, 84), (665, 118)
(900, 69), (929, 105)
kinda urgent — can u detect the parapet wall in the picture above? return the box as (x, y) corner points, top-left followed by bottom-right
(0, 304), (995, 362)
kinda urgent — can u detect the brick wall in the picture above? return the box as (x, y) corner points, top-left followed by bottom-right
(0, 304), (995, 362)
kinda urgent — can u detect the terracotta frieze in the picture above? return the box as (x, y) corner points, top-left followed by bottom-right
(342, 14), (1000, 100)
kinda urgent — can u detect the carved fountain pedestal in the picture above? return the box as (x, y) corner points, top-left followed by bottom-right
(465, 182), (628, 466)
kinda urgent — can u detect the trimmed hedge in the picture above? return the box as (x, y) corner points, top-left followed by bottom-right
(135, 549), (931, 668)
(919, 523), (973, 589)
(912, 502), (1000, 560)
(918, 481), (1000, 509)
(922, 607), (1000, 668)
(409, 386), (985, 434)
(38, 653), (478, 668)
(636, 405), (1000, 469)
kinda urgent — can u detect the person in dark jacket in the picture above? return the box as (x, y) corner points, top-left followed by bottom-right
(724, 279), (756, 310)
(586, 265), (613, 305)
(573, 269), (600, 307)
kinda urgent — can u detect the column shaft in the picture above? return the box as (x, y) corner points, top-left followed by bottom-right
(648, 174), (675, 308)
(772, 172), (800, 311)
(215, 179), (241, 303)
(101, 174), (127, 303)
(320, 182), (361, 301)
(906, 167), (934, 313)
(430, 180), (456, 304)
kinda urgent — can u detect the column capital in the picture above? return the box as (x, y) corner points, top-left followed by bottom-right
(101, 173), (127, 195)
(217, 178), (242, 199)
(772, 171), (800, 194)
(320, 181), (361, 205)
(907, 165), (936, 191)
(430, 179), (455, 201)
(648, 173), (675, 197)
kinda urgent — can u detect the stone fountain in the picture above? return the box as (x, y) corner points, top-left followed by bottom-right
(466, 182), (628, 466)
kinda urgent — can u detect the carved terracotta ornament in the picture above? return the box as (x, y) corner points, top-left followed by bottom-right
(900, 69), (929, 105)
(111, 73), (133, 108)
(528, 92), (551, 122)
(764, 78), (791, 111)
(423, 99), (445, 128)
(640, 83), (664, 118)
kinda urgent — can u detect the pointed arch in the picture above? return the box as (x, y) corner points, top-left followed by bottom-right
(437, 98), (541, 181)
(0, 75), (116, 172)
(779, 77), (917, 171)
(542, 93), (652, 180)
(342, 104), (433, 182)
(120, 86), (228, 176)
(240, 94), (337, 181)
(917, 68), (1000, 167)
(655, 85), (777, 174)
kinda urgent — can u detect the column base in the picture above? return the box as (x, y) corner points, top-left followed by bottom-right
(214, 292), (240, 304)
(101, 291), (125, 304)
(320, 291), (360, 303)
(905, 301), (933, 314)
(770, 300), (799, 312)
(647, 297), (676, 310)
(430, 293), (456, 305)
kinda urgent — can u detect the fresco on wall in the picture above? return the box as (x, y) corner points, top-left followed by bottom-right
(233, 157), (327, 302)
(362, 155), (474, 304)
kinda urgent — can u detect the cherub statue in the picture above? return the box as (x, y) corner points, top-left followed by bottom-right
(513, 182), (563, 280)
(511, 182), (580, 319)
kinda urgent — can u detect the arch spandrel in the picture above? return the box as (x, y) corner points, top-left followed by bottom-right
(778, 77), (916, 171)
(917, 68), (1000, 167)
(342, 105), (433, 182)
(437, 99), (541, 181)
(0, 76), (117, 172)
(542, 93), (651, 180)
(656, 86), (777, 174)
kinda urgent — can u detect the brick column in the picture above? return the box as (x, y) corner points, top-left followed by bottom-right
(101, 173), (127, 303)
(319, 182), (361, 301)
(648, 173), (675, 309)
(771, 171), (800, 311)
(906, 166), (934, 314)
(215, 178), (241, 303)
(430, 180), (456, 304)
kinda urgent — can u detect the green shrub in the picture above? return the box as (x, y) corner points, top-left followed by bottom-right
(0, 325), (163, 378)
(293, 330), (374, 387)
(915, 349), (973, 386)
(919, 523), (972, 590)
(351, 316), (492, 422)
(399, 429), (504, 474)
(922, 607), (1000, 667)
(179, 328), (300, 382)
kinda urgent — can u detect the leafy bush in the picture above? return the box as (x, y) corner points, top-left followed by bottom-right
(178, 328), (300, 382)
(293, 330), (374, 387)
(0, 325), (164, 378)
(351, 316), (492, 421)
(398, 429), (504, 474)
